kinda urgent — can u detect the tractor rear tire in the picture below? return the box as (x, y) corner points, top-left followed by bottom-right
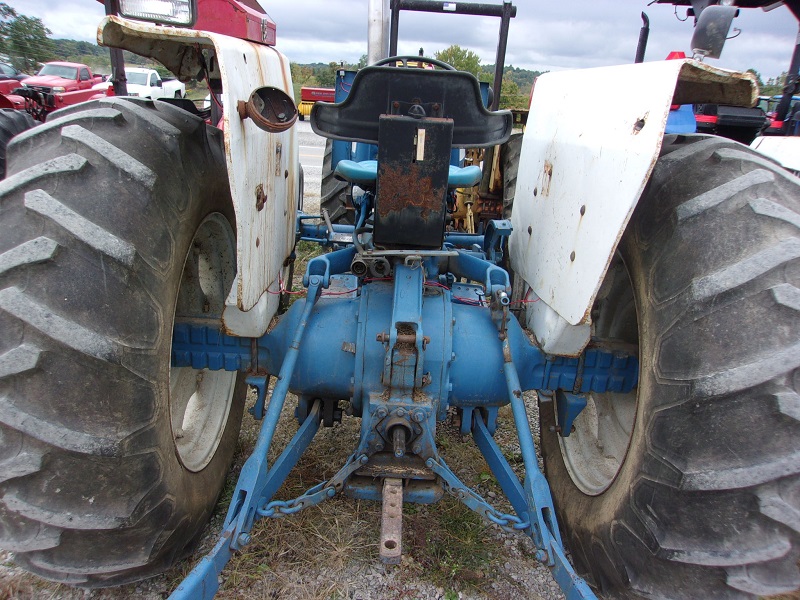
(320, 138), (352, 223)
(501, 132), (523, 220)
(540, 135), (800, 598)
(501, 133), (526, 321)
(0, 97), (245, 586)
(0, 108), (36, 178)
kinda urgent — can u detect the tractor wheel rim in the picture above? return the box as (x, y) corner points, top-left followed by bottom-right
(558, 254), (639, 496)
(170, 213), (237, 472)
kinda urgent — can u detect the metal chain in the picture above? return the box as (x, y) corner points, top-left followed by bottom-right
(427, 456), (531, 533)
(444, 478), (530, 531)
(256, 453), (368, 519)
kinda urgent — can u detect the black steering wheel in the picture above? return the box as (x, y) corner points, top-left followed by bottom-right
(373, 55), (456, 70)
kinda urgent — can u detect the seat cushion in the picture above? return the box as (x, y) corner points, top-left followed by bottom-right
(335, 160), (482, 189)
(334, 159), (378, 187)
(447, 165), (482, 188)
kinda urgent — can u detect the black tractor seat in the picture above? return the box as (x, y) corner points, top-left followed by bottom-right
(310, 62), (513, 249)
(310, 65), (512, 147)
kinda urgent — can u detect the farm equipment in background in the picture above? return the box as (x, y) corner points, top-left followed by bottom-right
(297, 86), (334, 120)
(653, 0), (800, 144)
(759, 94), (800, 135)
(0, 2), (798, 600)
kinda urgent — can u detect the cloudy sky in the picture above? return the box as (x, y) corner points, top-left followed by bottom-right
(7, 0), (798, 80)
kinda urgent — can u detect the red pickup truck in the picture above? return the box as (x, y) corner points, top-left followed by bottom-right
(2, 61), (109, 120)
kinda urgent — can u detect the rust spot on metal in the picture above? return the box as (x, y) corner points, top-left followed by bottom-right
(356, 454), (435, 479)
(380, 478), (403, 565)
(255, 184), (266, 211)
(377, 162), (444, 223)
(541, 161), (553, 196)
(236, 100), (248, 120)
(503, 344), (513, 363)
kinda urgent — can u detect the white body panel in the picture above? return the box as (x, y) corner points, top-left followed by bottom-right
(751, 136), (800, 175)
(510, 59), (755, 355)
(99, 17), (298, 337)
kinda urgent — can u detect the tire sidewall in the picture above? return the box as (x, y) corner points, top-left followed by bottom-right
(152, 175), (245, 562)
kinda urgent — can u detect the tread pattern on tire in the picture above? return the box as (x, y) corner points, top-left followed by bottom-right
(540, 134), (800, 599)
(320, 138), (352, 223)
(0, 97), (244, 586)
(0, 109), (36, 178)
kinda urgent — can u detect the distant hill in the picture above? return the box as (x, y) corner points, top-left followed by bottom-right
(48, 39), (543, 109)
(50, 39), (165, 75)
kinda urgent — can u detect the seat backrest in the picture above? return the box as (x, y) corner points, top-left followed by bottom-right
(310, 65), (513, 148)
(373, 115), (453, 250)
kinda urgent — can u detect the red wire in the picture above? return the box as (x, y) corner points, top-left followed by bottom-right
(510, 288), (540, 305)
(205, 79), (224, 112)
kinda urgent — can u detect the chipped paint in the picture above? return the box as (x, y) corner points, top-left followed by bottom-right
(509, 58), (756, 354)
(540, 160), (553, 196)
(98, 16), (299, 337)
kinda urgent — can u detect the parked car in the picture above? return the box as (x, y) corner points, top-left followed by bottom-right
(0, 62), (28, 82)
(9, 61), (107, 120)
(125, 67), (186, 99)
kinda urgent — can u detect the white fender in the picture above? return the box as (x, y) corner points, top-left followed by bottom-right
(99, 16), (298, 338)
(509, 59), (756, 356)
(750, 136), (800, 176)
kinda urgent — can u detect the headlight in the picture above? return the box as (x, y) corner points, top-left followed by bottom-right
(52, 86), (66, 93)
(118, 0), (195, 27)
(20, 82), (27, 87)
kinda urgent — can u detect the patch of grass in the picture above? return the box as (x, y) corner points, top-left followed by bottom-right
(406, 498), (493, 591)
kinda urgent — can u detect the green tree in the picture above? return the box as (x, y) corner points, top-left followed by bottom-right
(290, 62), (315, 86)
(747, 68), (764, 90)
(434, 44), (482, 76)
(499, 76), (528, 110)
(762, 72), (788, 97)
(315, 62), (338, 88)
(0, 3), (54, 73)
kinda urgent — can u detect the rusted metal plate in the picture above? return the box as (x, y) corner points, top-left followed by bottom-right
(99, 16), (298, 337)
(356, 453), (436, 480)
(508, 59), (755, 354)
(374, 116), (453, 249)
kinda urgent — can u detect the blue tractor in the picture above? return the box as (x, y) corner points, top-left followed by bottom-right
(0, 1), (797, 599)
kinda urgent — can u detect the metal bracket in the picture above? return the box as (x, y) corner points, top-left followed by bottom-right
(555, 390), (587, 437)
(246, 373), (269, 420)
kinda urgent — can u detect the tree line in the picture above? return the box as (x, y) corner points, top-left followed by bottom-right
(5, 3), (784, 108)
(291, 45), (542, 110)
